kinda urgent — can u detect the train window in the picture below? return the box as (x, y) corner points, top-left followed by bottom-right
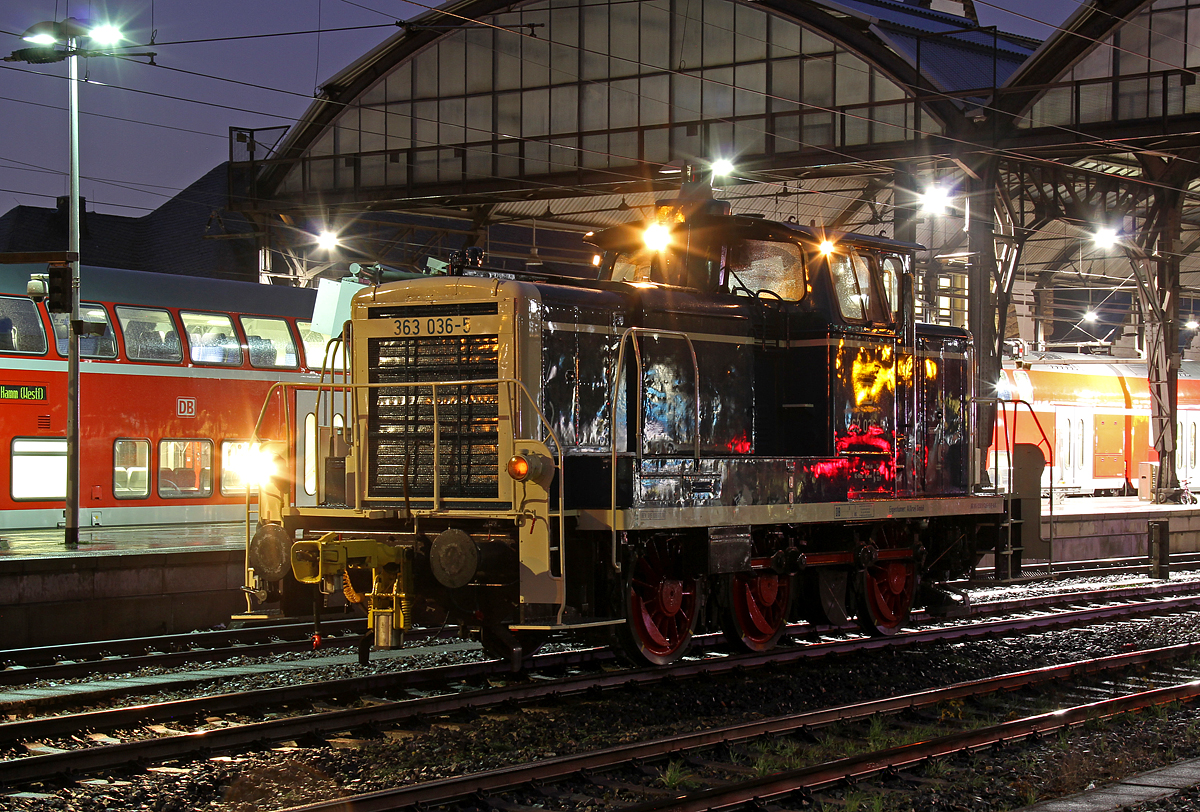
(11, 437), (66, 500)
(240, 317), (299, 369)
(879, 255), (903, 317)
(1013, 370), (1034, 402)
(727, 240), (806, 300)
(220, 440), (267, 496)
(610, 250), (654, 284)
(1075, 419), (1084, 472)
(304, 413), (317, 496)
(181, 312), (243, 366)
(157, 439), (214, 498)
(0, 296), (47, 354)
(297, 321), (346, 371)
(830, 251), (876, 322)
(50, 304), (117, 358)
(113, 438), (150, 499)
(116, 306), (183, 363)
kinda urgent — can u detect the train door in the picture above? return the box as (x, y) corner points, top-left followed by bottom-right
(1177, 410), (1200, 489)
(293, 390), (347, 508)
(1092, 412), (1126, 490)
(1054, 406), (1092, 493)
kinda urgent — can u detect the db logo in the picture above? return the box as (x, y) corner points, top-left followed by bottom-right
(177, 397), (197, 418)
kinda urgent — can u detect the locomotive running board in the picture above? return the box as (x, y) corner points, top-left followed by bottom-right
(509, 618), (624, 632)
(575, 495), (1006, 531)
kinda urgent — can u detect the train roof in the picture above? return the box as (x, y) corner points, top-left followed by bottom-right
(0, 263), (317, 319)
(1009, 351), (1200, 378)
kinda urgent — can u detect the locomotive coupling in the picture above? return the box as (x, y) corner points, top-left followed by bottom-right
(291, 533), (415, 648)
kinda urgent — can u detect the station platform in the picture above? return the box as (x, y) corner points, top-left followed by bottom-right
(0, 523), (248, 648)
(0, 497), (1197, 649)
(1041, 495), (1200, 561)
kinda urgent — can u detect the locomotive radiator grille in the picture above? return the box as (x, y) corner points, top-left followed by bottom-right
(368, 334), (500, 499)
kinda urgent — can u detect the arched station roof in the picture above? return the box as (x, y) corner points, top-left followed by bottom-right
(237, 0), (1200, 352)
(251, 0), (1037, 225)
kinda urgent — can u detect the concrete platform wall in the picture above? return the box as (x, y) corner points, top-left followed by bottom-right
(1043, 506), (1200, 561)
(0, 550), (246, 648)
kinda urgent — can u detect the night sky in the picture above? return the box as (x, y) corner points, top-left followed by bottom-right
(0, 0), (1079, 220)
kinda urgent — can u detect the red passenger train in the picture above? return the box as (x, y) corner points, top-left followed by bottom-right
(993, 353), (1200, 495)
(0, 264), (336, 530)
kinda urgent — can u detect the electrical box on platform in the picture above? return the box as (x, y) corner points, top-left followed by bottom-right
(1138, 462), (1158, 501)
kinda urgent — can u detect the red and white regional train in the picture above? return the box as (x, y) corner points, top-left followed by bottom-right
(0, 264), (339, 530)
(994, 352), (1200, 495)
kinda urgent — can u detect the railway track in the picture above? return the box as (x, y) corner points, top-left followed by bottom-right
(5, 586), (1200, 787)
(4, 571), (1198, 692)
(219, 642), (1200, 812)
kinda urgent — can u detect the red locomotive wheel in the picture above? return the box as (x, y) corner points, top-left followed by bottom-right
(618, 537), (699, 666)
(724, 570), (791, 652)
(857, 558), (917, 636)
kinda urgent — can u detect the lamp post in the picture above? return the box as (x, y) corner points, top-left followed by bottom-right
(5, 18), (147, 546)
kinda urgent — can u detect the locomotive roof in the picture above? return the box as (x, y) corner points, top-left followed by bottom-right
(589, 212), (924, 254)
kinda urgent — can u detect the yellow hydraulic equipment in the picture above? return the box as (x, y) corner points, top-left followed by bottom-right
(291, 533), (414, 649)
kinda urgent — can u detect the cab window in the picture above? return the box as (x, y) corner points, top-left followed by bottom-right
(610, 250), (654, 283)
(831, 251), (879, 323)
(879, 255), (904, 318)
(727, 240), (806, 301)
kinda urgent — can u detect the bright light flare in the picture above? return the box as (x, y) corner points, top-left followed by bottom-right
(919, 185), (951, 215)
(87, 24), (124, 45)
(23, 31), (58, 45)
(1083, 311), (1098, 323)
(711, 159), (735, 177)
(316, 230), (340, 251)
(818, 239), (835, 255)
(227, 444), (279, 490)
(1093, 227), (1118, 249)
(643, 223), (671, 252)
(1188, 320), (1199, 330)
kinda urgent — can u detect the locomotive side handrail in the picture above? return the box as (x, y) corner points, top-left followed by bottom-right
(250, 377), (569, 620)
(608, 327), (702, 574)
(984, 395), (1055, 576)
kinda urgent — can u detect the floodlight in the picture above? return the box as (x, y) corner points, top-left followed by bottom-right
(643, 224), (671, 252)
(1092, 227), (1118, 249)
(919, 185), (950, 216)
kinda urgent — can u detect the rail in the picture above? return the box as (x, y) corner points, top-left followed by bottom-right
(609, 327), (702, 574)
(249, 376), (569, 621)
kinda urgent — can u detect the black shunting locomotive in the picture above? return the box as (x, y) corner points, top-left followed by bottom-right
(247, 179), (1006, 667)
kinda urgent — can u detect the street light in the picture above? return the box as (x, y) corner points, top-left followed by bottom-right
(6, 18), (152, 547)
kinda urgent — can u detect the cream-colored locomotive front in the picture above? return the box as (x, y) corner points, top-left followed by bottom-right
(250, 276), (576, 665)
